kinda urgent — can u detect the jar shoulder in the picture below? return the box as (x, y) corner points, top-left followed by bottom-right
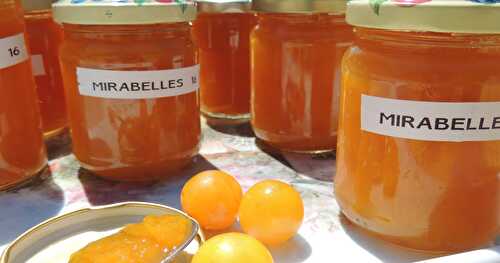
(60, 33), (196, 69)
(343, 43), (500, 82)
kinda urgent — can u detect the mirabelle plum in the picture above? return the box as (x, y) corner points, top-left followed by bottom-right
(239, 180), (304, 245)
(181, 170), (242, 230)
(192, 233), (274, 263)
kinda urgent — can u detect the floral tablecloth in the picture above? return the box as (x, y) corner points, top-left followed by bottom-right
(0, 119), (498, 263)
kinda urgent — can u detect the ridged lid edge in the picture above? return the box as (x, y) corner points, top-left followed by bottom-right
(52, 1), (197, 25)
(347, 1), (500, 34)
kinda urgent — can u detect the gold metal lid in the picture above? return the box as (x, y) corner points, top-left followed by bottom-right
(21, 0), (52, 12)
(347, 0), (500, 34)
(197, 0), (251, 13)
(52, 0), (197, 25)
(252, 0), (347, 14)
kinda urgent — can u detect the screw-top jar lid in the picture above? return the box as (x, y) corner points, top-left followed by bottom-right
(252, 0), (347, 14)
(197, 0), (251, 13)
(21, 0), (52, 12)
(347, 0), (500, 34)
(52, 0), (197, 25)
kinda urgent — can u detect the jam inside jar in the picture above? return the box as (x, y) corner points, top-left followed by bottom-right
(23, 1), (67, 137)
(193, 11), (257, 121)
(58, 22), (200, 182)
(251, 13), (353, 153)
(336, 27), (500, 252)
(0, 0), (47, 190)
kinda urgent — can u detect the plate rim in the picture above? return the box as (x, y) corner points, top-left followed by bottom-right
(0, 201), (205, 263)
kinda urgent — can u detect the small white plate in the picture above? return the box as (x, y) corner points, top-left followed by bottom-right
(0, 202), (204, 263)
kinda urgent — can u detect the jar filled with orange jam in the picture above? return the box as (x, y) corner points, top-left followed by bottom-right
(22, 0), (67, 138)
(336, 0), (500, 252)
(192, 0), (257, 121)
(251, 0), (353, 153)
(53, 0), (201, 182)
(0, 0), (47, 190)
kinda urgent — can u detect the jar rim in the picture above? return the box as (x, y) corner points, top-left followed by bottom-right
(353, 27), (500, 49)
(196, 0), (251, 13)
(251, 0), (347, 14)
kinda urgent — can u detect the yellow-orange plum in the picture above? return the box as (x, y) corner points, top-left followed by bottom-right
(181, 170), (242, 230)
(192, 233), (274, 263)
(239, 180), (304, 245)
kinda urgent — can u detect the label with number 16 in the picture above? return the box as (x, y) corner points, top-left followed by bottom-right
(0, 33), (28, 69)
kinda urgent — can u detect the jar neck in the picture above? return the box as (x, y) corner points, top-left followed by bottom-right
(0, 0), (17, 10)
(24, 9), (51, 20)
(62, 23), (192, 42)
(0, 1), (24, 34)
(258, 13), (346, 26)
(355, 27), (500, 50)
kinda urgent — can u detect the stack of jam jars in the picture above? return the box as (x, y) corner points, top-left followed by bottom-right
(53, 0), (201, 182)
(2, 0), (498, 255)
(336, 0), (500, 252)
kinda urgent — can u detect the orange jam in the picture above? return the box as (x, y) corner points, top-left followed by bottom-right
(336, 28), (500, 251)
(59, 23), (200, 182)
(70, 214), (192, 263)
(23, 4), (67, 137)
(193, 12), (257, 120)
(251, 13), (353, 153)
(0, 0), (47, 190)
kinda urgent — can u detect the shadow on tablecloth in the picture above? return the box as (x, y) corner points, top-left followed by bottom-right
(283, 152), (336, 183)
(201, 222), (313, 263)
(45, 129), (72, 161)
(338, 214), (444, 263)
(269, 235), (313, 263)
(205, 119), (255, 138)
(77, 155), (218, 210)
(0, 168), (64, 245)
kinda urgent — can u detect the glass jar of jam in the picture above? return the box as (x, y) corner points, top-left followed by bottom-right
(0, 0), (47, 190)
(251, 0), (353, 153)
(53, 0), (200, 182)
(192, 0), (257, 122)
(22, 0), (67, 138)
(336, 0), (500, 252)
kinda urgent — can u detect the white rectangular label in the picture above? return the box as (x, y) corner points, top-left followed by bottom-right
(0, 33), (29, 69)
(31, 54), (46, 76)
(77, 65), (200, 99)
(361, 95), (500, 142)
